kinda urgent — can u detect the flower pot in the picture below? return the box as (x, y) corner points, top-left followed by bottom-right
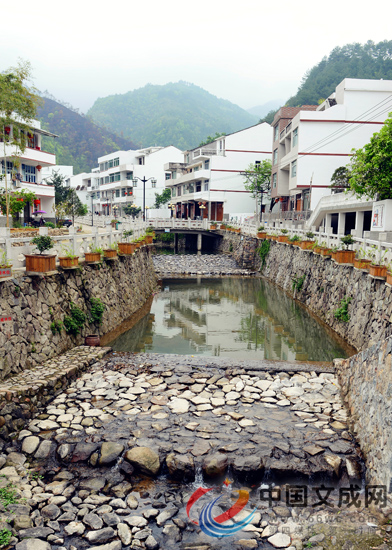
(59, 256), (79, 268)
(85, 334), (100, 346)
(146, 235), (153, 244)
(25, 254), (56, 273)
(210, 225), (217, 230)
(0, 266), (12, 279)
(85, 252), (101, 263)
(387, 271), (392, 285)
(369, 264), (387, 278)
(354, 258), (371, 269)
(257, 232), (267, 239)
(334, 250), (355, 264)
(103, 249), (117, 259)
(220, 224), (226, 230)
(299, 240), (314, 250)
(118, 242), (136, 254)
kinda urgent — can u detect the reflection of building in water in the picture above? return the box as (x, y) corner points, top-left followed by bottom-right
(148, 278), (343, 360)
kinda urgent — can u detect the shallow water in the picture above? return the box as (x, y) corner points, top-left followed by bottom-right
(107, 277), (352, 361)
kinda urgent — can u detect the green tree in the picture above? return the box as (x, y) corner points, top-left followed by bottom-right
(47, 170), (69, 204)
(123, 204), (141, 218)
(198, 132), (226, 147)
(330, 166), (351, 192)
(348, 114), (392, 200)
(242, 160), (272, 220)
(0, 60), (42, 226)
(0, 188), (37, 226)
(154, 188), (171, 209)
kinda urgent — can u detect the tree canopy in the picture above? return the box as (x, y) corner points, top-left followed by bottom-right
(242, 160), (272, 219)
(153, 188), (171, 209)
(348, 113), (392, 200)
(47, 171), (88, 223)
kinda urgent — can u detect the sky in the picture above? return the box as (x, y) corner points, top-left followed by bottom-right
(2, 0), (391, 114)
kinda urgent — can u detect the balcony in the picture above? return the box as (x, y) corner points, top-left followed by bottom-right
(172, 169), (210, 186)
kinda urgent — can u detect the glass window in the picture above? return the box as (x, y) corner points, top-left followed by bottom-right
(196, 182), (201, 192)
(188, 182), (194, 193)
(116, 189), (120, 198)
(114, 157), (119, 167)
(172, 187), (176, 197)
(177, 186), (181, 196)
(172, 170), (177, 179)
(165, 173), (171, 180)
(204, 160), (209, 170)
(126, 171), (133, 180)
(121, 188), (126, 197)
(274, 125), (279, 141)
(22, 164), (36, 183)
(273, 149), (278, 165)
(97, 192), (100, 198)
(293, 128), (298, 147)
(109, 172), (120, 182)
(291, 160), (297, 177)
(105, 176), (109, 184)
(108, 159), (114, 169)
(204, 180), (209, 191)
(273, 173), (277, 188)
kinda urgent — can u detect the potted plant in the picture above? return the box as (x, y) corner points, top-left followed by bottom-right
(25, 235), (56, 273)
(386, 262), (392, 285)
(299, 231), (315, 250)
(118, 230), (135, 254)
(85, 245), (102, 263)
(353, 246), (371, 270)
(210, 221), (217, 230)
(145, 227), (154, 244)
(0, 250), (12, 279)
(368, 246), (387, 278)
(334, 235), (356, 264)
(103, 242), (118, 259)
(278, 228), (289, 243)
(257, 226), (267, 239)
(58, 245), (79, 268)
(288, 234), (301, 246)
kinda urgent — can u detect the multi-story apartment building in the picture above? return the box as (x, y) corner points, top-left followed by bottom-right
(270, 78), (392, 217)
(1, 119), (57, 222)
(164, 123), (272, 221)
(79, 146), (183, 217)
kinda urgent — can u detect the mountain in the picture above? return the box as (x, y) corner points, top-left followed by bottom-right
(247, 100), (283, 119)
(260, 40), (392, 124)
(37, 96), (137, 174)
(87, 81), (259, 151)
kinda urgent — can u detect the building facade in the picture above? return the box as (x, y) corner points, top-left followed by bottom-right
(270, 78), (392, 217)
(1, 119), (57, 223)
(164, 123), (272, 221)
(79, 146), (183, 218)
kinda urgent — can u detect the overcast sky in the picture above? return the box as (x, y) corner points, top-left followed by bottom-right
(2, 0), (391, 114)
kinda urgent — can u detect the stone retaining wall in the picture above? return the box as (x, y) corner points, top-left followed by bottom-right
(335, 337), (392, 486)
(0, 248), (158, 380)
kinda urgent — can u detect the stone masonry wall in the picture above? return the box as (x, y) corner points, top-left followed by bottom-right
(335, 337), (392, 486)
(0, 248), (158, 380)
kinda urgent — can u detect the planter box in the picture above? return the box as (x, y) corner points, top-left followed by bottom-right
(334, 250), (355, 264)
(387, 271), (392, 285)
(369, 264), (387, 278)
(354, 258), (371, 269)
(25, 254), (56, 273)
(210, 225), (217, 230)
(299, 240), (315, 250)
(320, 248), (332, 256)
(145, 235), (153, 244)
(103, 249), (117, 259)
(257, 232), (267, 239)
(85, 252), (101, 263)
(0, 266), (12, 279)
(118, 242), (136, 255)
(278, 235), (289, 243)
(59, 256), (79, 268)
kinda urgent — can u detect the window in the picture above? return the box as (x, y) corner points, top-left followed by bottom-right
(204, 180), (209, 191)
(138, 157), (145, 165)
(291, 160), (297, 178)
(273, 149), (278, 165)
(293, 128), (298, 147)
(255, 160), (261, 166)
(2, 160), (14, 176)
(172, 187), (176, 197)
(188, 182), (194, 193)
(126, 171), (133, 180)
(116, 189), (120, 198)
(109, 172), (121, 183)
(274, 125), (279, 141)
(186, 154), (189, 163)
(272, 173), (277, 188)
(177, 186), (181, 196)
(165, 173), (171, 180)
(22, 164), (36, 183)
(114, 157), (119, 167)
(172, 170), (177, 179)
(204, 160), (209, 170)
(108, 159), (114, 169)
(183, 185), (188, 195)
(196, 182), (201, 192)
(121, 188), (126, 197)
(97, 192), (100, 198)
(105, 176), (109, 184)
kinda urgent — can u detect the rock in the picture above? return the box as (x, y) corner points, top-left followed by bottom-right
(236, 540), (258, 549)
(83, 512), (104, 530)
(71, 442), (100, 462)
(16, 540), (52, 550)
(18, 527), (54, 539)
(308, 533), (326, 543)
(41, 504), (61, 520)
(145, 534), (159, 549)
(34, 440), (53, 459)
(156, 507), (178, 527)
(203, 452), (228, 477)
(324, 454), (342, 476)
(261, 525), (278, 538)
(162, 523), (181, 541)
(126, 494), (139, 509)
(231, 456), (264, 480)
(21, 436), (40, 454)
(79, 477), (106, 491)
(125, 447), (160, 476)
(98, 442), (124, 466)
(85, 527), (116, 543)
(268, 532), (292, 548)
(303, 445), (325, 456)
(88, 543), (122, 550)
(346, 457), (362, 478)
(166, 453), (195, 480)
(118, 522), (132, 544)
(13, 515), (33, 530)
(168, 398), (189, 414)
(64, 521), (85, 535)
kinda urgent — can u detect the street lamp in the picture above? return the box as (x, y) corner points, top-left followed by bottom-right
(91, 194), (94, 227)
(199, 203), (207, 220)
(132, 176), (157, 221)
(145, 205), (149, 221)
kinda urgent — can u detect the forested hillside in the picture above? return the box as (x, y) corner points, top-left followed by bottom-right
(87, 81), (258, 150)
(38, 97), (137, 174)
(262, 40), (392, 123)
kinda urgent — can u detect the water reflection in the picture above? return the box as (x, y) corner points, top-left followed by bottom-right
(108, 278), (351, 361)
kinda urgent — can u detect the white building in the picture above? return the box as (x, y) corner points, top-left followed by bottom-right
(1, 119), (57, 223)
(271, 78), (392, 219)
(164, 123), (272, 221)
(79, 146), (183, 218)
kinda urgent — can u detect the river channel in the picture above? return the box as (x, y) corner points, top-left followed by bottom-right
(106, 277), (353, 362)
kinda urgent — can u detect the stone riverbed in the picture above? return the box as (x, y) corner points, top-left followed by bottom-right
(152, 255), (253, 277)
(1, 351), (391, 550)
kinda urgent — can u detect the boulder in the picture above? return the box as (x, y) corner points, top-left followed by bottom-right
(202, 452), (228, 477)
(166, 453), (195, 480)
(125, 447), (160, 476)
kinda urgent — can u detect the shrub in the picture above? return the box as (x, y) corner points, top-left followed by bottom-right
(257, 240), (270, 270)
(45, 221), (55, 228)
(30, 235), (55, 254)
(334, 296), (352, 322)
(90, 297), (105, 325)
(63, 303), (86, 335)
(292, 274), (306, 292)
